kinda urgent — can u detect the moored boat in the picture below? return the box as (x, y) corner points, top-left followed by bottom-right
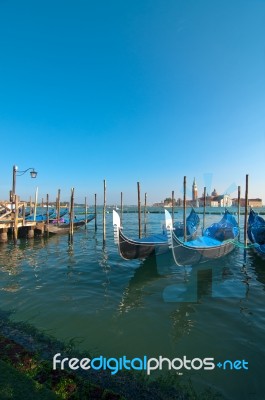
(165, 209), (239, 266)
(113, 209), (200, 260)
(47, 214), (95, 234)
(247, 209), (265, 257)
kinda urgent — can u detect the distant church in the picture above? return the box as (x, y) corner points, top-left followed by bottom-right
(191, 180), (234, 207)
(198, 186), (233, 207)
(192, 178), (199, 206)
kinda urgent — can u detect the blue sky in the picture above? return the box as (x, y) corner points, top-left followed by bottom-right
(0, 0), (264, 204)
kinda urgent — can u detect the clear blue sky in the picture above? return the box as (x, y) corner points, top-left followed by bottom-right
(0, 0), (264, 204)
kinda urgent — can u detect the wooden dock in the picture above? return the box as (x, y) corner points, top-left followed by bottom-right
(0, 200), (45, 243)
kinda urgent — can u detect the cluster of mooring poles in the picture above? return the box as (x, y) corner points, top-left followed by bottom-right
(180, 174), (250, 245)
(133, 174), (250, 246)
(0, 173), (252, 248)
(0, 186), (98, 244)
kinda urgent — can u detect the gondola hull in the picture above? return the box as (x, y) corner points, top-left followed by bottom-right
(113, 210), (169, 260)
(117, 228), (168, 260)
(47, 215), (95, 235)
(169, 235), (236, 266)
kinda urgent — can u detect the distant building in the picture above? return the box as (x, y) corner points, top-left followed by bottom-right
(214, 194), (233, 207)
(248, 198), (262, 207)
(153, 183), (263, 208)
(233, 198), (262, 207)
(176, 198), (183, 206)
(199, 193), (233, 207)
(152, 201), (165, 207)
(162, 197), (177, 207)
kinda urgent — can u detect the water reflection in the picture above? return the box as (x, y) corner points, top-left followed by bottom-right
(0, 241), (37, 293)
(170, 304), (196, 339)
(116, 248), (250, 348)
(100, 242), (111, 302)
(0, 244), (24, 276)
(118, 255), (160, 313)
(249, 251), (265, 289)
(118, 250), (249, 308)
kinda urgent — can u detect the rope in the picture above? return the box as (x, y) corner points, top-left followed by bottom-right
(234, 241), (258, 249)
(171, 238), (258, 250)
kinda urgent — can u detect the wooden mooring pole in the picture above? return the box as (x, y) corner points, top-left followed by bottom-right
(137, 182), (141, 238)
(183, 176), (187, 242)
(57, 189), (61, 225)
(69, 188), (74, 242)
(13, 195), (19, 243)
(85, 196), (88, 229)
(120, 192), (123, 226)
(94, 194), (97, 232)
(203, 187), (206, 234)
(237, 186), (241, 238)
(103, 179), (106, 242)
(46, 194), (49, 234)
(144, 192), (147, 236)
(244, 174), (249, 248)
(0, 228), (8, 243)
(33, 187), (38, 222)
(172, 190), (175, 224)
(22, 203), (26, 226)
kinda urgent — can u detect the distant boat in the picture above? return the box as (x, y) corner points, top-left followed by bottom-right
(247, 209), (265, 257)
(113, 209), (200, 261)
(165, 209), (239, 266)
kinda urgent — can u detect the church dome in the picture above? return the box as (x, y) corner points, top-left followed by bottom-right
(211, 188), (218, 196)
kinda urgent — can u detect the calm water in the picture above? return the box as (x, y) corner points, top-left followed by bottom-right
(0, 208), (265, 400)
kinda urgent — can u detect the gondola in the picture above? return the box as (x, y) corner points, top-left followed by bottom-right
(165, 209), (239, 266)
(47, 214), (95, 234)
(113, 209), (200, 261)
(247, 209), (265, 257)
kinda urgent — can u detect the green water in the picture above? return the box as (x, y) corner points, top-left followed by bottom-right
(0, 209), (264, 399)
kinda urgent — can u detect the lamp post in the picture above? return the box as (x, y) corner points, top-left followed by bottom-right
(12, 165), (38, 201)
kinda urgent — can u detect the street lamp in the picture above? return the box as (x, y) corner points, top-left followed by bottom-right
(12, 165), (38, 200)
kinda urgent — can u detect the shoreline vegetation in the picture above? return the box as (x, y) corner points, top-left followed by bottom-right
(0, 311), (221, 400)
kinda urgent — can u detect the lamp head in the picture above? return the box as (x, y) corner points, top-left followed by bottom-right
(30, 170), (37, 179)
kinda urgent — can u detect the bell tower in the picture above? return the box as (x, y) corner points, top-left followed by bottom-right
(192, 178), (198, 202)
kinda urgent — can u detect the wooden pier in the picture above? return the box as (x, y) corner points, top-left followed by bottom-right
(0, 200), (45, 243)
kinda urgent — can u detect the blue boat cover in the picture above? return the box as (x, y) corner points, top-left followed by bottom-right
(184, 236), (222, 247)
(173, 209), (200, 236)
(248, 209), (265, 245)
(187, 208), (200, 235)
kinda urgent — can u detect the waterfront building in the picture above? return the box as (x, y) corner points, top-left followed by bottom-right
(233, 198), (263, 207)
